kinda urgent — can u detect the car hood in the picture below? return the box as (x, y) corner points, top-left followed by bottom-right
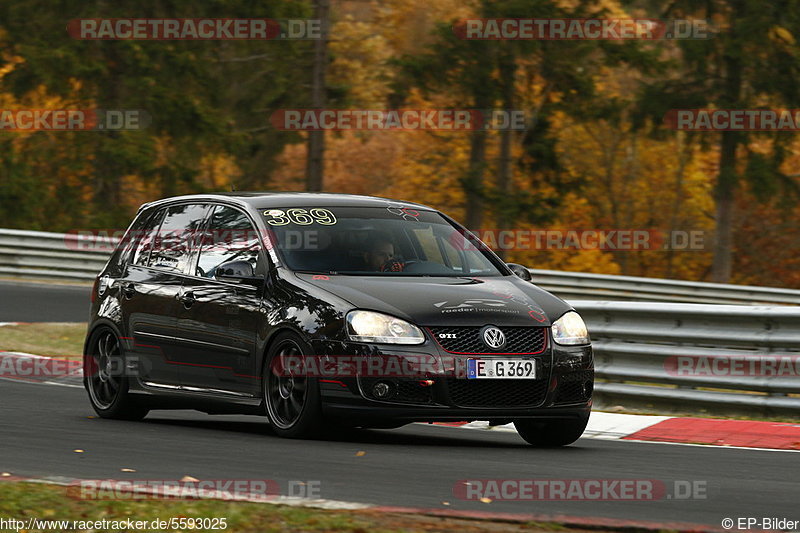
(295, 274), (571, 327)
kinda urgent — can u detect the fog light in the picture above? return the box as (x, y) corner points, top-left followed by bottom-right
(372, 381), (392, 399)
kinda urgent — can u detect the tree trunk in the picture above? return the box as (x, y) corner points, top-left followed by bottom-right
(464, 129), (487, 231)
(711, 43), (743, 283)
(463, 63), (494, 231)
(93, 41), (122, 224)
(493, 49), (517, 260)
(305, 0), (329, 192)
(665, 132), (691, 278)
(711, 130), (739, 282)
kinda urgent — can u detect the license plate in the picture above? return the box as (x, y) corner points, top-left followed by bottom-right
(467, 359), (536, 379)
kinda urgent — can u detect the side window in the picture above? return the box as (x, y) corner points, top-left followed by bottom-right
(196, 205), (265, 278)
(114, 209), (154, 266)
(148, 204), (210, 273)
(131, 208), (166, 267)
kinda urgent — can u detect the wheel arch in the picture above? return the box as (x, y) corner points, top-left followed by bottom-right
(83, 319), (126, 357)
(258, 324), (313, 378)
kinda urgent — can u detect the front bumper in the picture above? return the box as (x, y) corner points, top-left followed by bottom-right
(311, 335), (593, 423)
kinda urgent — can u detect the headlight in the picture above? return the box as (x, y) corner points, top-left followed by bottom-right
(552, 311), (590, 345)
(346, 310), (425, 345)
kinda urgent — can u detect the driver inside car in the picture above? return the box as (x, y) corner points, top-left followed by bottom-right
(362, 233), (404, 272)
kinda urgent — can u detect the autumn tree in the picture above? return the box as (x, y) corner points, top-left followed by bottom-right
(0, 0), (314, 227)
(635, 0), (800, 282)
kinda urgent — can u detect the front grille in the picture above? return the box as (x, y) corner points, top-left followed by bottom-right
(554, 370), (594, 404)
(429, 326), (547, 354)
(445, 378), (548, 408)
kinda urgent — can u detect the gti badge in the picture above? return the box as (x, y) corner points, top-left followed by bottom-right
(481, 326), (506, 350)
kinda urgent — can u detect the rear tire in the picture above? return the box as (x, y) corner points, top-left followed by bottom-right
(514, 414), (589, 447)
(263, 332), (325, 438)
(84, 328), (149, 421)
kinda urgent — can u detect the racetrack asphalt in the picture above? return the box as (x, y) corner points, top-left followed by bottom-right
(0, 280), (90, 322)
(0, 378), (796, 528)
(1, 280), (797, 529)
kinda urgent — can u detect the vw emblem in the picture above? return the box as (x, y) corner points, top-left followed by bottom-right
(481, 326), (506, 350)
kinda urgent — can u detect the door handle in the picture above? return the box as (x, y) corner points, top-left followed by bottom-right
(179, 291), (196, 309)
(123, 283), (136, 299)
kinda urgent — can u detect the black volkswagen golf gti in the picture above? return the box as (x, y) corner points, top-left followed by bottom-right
(84, 192), (593, 446)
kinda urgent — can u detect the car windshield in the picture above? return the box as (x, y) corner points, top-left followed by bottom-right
(260, 206), (504, 276)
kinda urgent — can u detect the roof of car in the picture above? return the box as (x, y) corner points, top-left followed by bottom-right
(142, 192), (435, 211)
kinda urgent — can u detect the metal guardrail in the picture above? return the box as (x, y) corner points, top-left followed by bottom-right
(4, 227), (800, 306)
(576, 301), (800, 416)
(0, 228), (114, 281)
(1, 228), (799, 416)
(529, 269), (800, 305)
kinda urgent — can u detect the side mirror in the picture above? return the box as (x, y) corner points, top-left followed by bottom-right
(506, 263), (532, 281)
(215, 260), (261, 286)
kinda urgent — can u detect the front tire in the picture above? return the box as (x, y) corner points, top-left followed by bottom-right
(263, 332), (325, 438)
(84, 328), (148, 421)
(514, 414), (589, 447)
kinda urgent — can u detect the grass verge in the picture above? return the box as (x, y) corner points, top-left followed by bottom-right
(0, 322), (86, 359)
(0, 482), (593, 533)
